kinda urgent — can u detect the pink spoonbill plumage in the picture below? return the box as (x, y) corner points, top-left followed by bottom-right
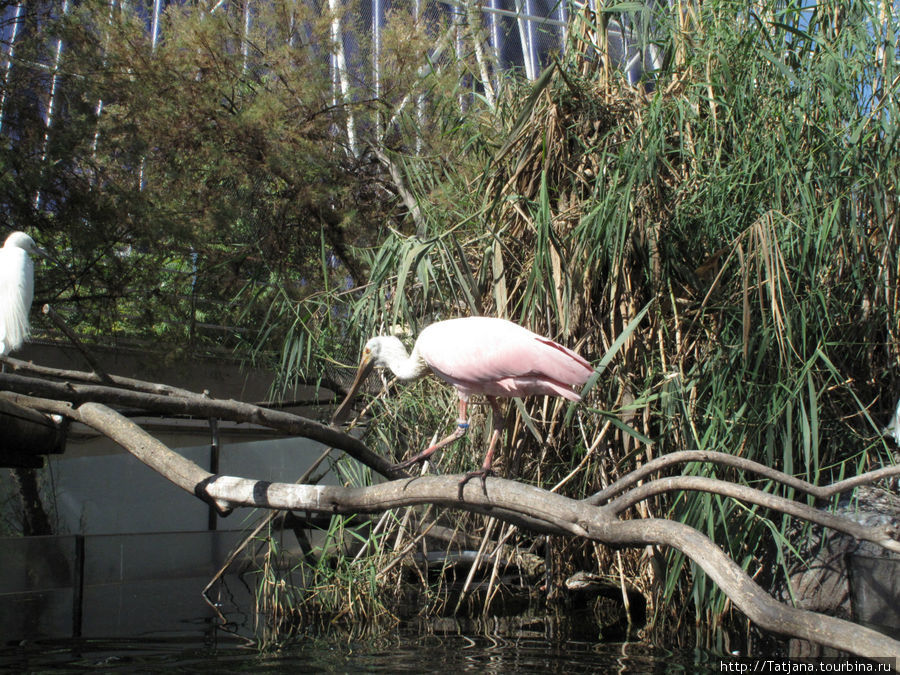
(332, 317), (593, 496)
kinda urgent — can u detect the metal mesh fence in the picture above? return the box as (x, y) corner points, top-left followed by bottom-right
(0, 0), (662, 151)
(0, 0), (662, 369)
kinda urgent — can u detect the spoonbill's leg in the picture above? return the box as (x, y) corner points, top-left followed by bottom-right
(393, 397), (469, 470)
(458, 396), (504, 499)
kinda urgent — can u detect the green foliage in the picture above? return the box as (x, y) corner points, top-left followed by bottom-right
(324, 0), (900, 644)
(6, 0), (899, 646)
(0, 0), (449, 363)
(250, 512), (398, 645)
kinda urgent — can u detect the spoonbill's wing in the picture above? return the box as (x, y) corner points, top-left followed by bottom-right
(416, 317), (592, 399)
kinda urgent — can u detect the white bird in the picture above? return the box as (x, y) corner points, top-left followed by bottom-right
(883, 396), (900, 446)
(0, 231), (50, 355)
(332, 317), (593, 495)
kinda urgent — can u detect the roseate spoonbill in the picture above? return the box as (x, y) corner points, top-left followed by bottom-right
(0, 232), (50, 356)
(332, 317), (593, 496)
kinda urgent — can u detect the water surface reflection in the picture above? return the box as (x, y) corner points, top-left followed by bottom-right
(2, 632), (718, 673)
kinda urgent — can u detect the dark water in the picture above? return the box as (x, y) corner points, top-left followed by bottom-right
(0, 532), (721, 672)
(2, 633), (717, 673)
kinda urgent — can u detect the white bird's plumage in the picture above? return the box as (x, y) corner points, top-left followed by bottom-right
(884, 396), (900, 446)
(0, 231), (47, 355)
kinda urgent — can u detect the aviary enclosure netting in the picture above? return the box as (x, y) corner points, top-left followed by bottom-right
(312, 0), (900, 648)
(1, 0), (898, 651)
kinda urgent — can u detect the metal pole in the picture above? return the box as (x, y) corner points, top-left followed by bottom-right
(207, 418), (220, 531)
(72, 534), (84, 638)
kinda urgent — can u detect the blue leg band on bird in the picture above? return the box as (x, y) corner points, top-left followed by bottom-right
(457, 421), (469, 429)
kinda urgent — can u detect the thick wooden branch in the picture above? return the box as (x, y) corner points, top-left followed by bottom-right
(1, 355), (200, 398)
(46, 399), (900, 664)
(77, 401), (234, 513)
(597, 517), (900, 665)
(0, 374), (403, 479)
(587, 449), (900, 505)
(605, 474), (900, 553)
(6, 365), (900, 663)
(0, 355), (342, 405)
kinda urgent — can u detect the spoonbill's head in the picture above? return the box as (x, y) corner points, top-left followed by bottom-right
(331, 335), (408, 426)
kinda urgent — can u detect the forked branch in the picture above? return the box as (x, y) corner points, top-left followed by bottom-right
(3, 368), (900, 665)
(60, 401), (900, 664)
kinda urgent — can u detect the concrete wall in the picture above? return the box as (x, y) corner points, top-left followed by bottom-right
(3, 340), (348, 536)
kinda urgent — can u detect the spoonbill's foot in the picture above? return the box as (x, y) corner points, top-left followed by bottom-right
(457, 468), (494, 500)
(391, 422), (469, 475)
(391, 456), (427, 472)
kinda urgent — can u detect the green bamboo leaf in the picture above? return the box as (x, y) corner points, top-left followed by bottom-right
(392, 239), (433, 327)
(600, 2), (646, 13)
(513, 397), (542, 444)
(770, 21), (816, 44)
(494, 62), (557, 163)
(442, 237), (479, 315)
(583, 299), (654, 395)
(603, 413), (653, 446)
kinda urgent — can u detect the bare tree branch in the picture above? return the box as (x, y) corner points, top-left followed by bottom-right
(605, 474), (900, 553)
(0, 374), (403, 479)
(5, 367), (900, 664)
(0, 355), (341, 407)
(41, 304), (114, 383)
(371, 146), (426, 237)
(587, 450), (821, 505)
(587, 449), (900, 505)
(598, 517), (899, 665)
(30, 398), (900, 664)
(1, 355), (201, 399)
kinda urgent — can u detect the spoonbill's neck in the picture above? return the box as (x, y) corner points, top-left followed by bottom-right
(378, 338), (429, 382)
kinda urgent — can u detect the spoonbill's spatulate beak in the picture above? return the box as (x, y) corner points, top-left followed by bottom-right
(331, 352), (375, 426)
